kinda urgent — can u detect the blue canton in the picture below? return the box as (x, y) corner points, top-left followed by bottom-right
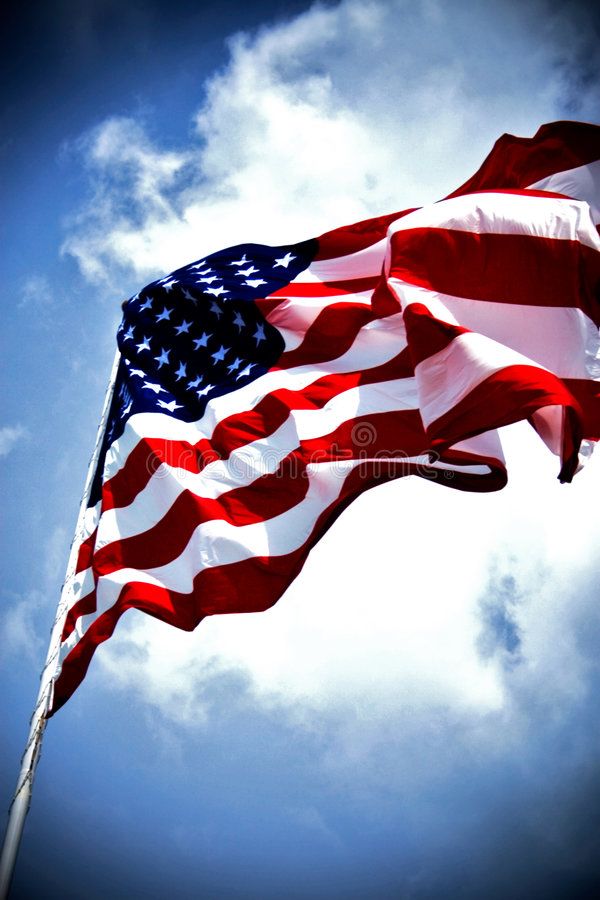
(89, 239), (316, 506)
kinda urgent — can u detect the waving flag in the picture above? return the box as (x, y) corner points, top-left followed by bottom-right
(49, 121), (600, 714)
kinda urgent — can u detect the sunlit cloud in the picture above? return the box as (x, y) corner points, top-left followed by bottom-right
(0, 424), (28, 458)
(62, 0), (599, 285)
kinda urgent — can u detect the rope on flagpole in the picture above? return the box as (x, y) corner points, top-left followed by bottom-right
(0, 347), (121, 900)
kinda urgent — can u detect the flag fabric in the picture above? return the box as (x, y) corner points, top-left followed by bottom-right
(49, 121), (600, 714)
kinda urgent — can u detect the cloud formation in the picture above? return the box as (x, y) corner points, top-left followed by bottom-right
(0, 424), (28, 458)
(62, 0), (600, 286)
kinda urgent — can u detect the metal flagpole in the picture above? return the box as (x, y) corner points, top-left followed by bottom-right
(0, 348), (121, 900)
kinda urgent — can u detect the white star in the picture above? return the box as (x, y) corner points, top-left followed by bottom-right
(143, 382), (167, 394)
(189, 261), (207, 270)
(157, 399), (183, 412)
(174, 320), (192, 335)
(236, 364), (254, 380)
(131, 292), (140, 303)
(162, 279), (178, 292)
(197, 384), (214, 397)
(232, 311), (245, 331)
(209, 301), (223, 317)
(187, 375), (202, 389)
(193, 332), (211, 349)
(196, 275), (219, 284)
(156, 307), (174, 322)
(229, 253), (248, 266)
(236, 265), (259, 277)
(130, 368), (145, 378)
(121, 401), (133, 416)
(182, 288), (196, 302)
(227, 357), (242, 373)
(253, 323), (266, 345)
(154, 348), (171, 368)
(158, 275), (172, 284)
(136, 336), (151, 352)
(122, 326), (135, 341)
(206, 285), (229, 297)
(211, 345), (228, 363)
(274, 252), (296, 268)
(175, 362), (187, 381)
(139, 297), (153, 311)
(245, 278), (267, 289)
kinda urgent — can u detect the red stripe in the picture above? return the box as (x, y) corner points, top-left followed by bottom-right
(101, 437), (216, 512)
(563, 378), (600, 440)
(300, 409), (428, 461)
(427, 364), (583, 483)
(390, 228), (600, 326)
(435, 447), (507, 493)
(402, 303), (469, 367)
(254, 297), (287, 318)
(76, 528), (97, 574)
(315, 209), (417, 261)
(446, 121), (600, 199)
(62, 589), (97, 642)
(277, 302), (380, 370)
(447, 187), (578, 201)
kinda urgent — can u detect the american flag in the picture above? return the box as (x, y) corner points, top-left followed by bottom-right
(49, 121), (600, 713)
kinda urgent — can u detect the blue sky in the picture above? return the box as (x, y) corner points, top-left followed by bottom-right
(2, 1), (600, 897)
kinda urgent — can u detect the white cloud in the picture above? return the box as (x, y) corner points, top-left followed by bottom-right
(0, 524), (71, 669)
(62, 0), (599, 285)
(62, 0), (600, 750)
(0, 590), (46, 663)
(19, 274), (55, 314)
(0, 424), (28, 458)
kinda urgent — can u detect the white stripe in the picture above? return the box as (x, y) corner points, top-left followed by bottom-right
(266, 290), (374, 351)
(530, 405), (564, 457)
(308, 238), (387, 280)
(528, 159), (600, 224)
(82, 502), (101, 537)
(415, 331), (549, 428)
(60, 502), (102, 615)
(387, 279), (597, 379)
(449, 430), (505, 466)
(62, 565), (96, 617)
(386, 191), (600, 252)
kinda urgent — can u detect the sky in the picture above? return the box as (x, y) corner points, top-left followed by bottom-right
(1, 1), (600, 897)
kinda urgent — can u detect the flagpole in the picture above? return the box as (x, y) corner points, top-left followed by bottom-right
(0, 348), (121, 900)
